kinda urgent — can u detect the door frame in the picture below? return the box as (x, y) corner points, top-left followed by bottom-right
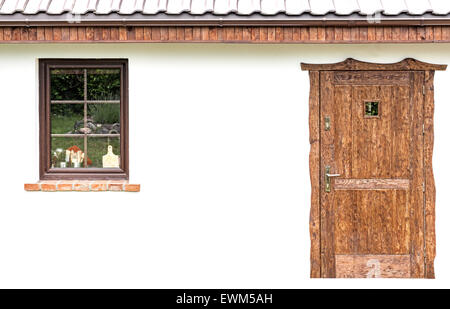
(301, 58), (446, 278)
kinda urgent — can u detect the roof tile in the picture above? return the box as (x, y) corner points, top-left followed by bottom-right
(309, 0), (335, 16)
(358, 0), (383, 15)
(71, 0), (89, 15)
(237, 0), (260, 15)
(191, 0), (214, 15)
(429, 0), (450, 15)
(381, 0), (409, 15)
(166, 0), (191, 15)
(405, 0), (432, 15)
(334, 0), (359, 15)
(285, 0), (310, 15)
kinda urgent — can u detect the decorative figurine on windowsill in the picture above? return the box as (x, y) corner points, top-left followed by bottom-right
(70, 150), (84, 168)
(102, 145), (119, 168)
(51, 148), (64, 168)
(66, 145), (92, 167)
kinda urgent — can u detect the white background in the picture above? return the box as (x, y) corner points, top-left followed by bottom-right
(0, 43), (449, 288)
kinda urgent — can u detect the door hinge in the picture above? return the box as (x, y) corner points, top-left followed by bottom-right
(423, 124), (425, 135)
(423, 85), (426, 95)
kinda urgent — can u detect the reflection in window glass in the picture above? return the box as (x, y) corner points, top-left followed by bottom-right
(50, 69), (84, 101)
(88, 137), (121, 168)
(87, 69), (121, 101)
(87, 104), (120, 134)
(51, 104), (84, 134)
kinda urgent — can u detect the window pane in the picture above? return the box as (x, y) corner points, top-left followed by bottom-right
(87, 137), (121, 168)
(87, 104), (120, 134)
(50, 69), (84, 101)
(365, 101), (379, 117)
(51, 104), (84, 134)
(87, 69), (121, 101)
(51, 137), (86, 168)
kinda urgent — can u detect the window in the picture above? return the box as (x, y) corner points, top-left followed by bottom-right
(39, 59), (128, 180)
(364, 101), (380, 118)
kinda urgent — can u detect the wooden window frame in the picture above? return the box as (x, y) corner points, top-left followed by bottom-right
(39, 59), (129, 180)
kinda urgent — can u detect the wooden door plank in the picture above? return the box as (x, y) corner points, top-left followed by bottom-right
(334, 179), (410, 190)
(335, 255), (411, 278)
(320, 71), (336, 277)
(309, 71), (321, 278)
(332, 84), (356, 256)
(390, 85), (411, 178)
(333, 85), (352, 178)
(335, 191), (357, 255)
(424, 70), (436, 278)
(409, 72), (425, 278)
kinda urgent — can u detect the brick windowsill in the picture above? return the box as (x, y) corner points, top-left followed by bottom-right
(24, 181), (140, 192)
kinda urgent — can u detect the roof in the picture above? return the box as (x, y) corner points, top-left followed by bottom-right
(2, 0), (450, 16)
(2, 0), (450, 26)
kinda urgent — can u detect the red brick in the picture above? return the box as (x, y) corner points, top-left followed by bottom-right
(41, 183), (56, 192)
(124, 184), (140, 192)
(108, 183), (124, 191)
(24, 183), (40, 191)
(73, 182), (90, 192)
(91, 182), (107, 191)
(57, 183), (73, 191)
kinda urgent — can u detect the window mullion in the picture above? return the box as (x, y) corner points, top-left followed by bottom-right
(84, 69), (88, 168)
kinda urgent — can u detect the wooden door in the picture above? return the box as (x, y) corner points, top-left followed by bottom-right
(321, 70), (424, 278)
(302, 58), (446, 279)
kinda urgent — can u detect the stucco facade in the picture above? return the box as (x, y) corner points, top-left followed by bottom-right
(0, 43), (449, 286)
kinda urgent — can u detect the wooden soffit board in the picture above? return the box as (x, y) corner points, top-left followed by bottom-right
(4, 25), (450, 43)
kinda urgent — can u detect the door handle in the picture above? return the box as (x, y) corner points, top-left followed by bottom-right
(325, 166), (341, 192)
(326, 173), (341, 177)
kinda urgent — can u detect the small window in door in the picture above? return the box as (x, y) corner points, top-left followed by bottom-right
(364, 101), (380, 118)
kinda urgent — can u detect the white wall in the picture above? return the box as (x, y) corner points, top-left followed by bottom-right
(0, 43), (449, 288)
